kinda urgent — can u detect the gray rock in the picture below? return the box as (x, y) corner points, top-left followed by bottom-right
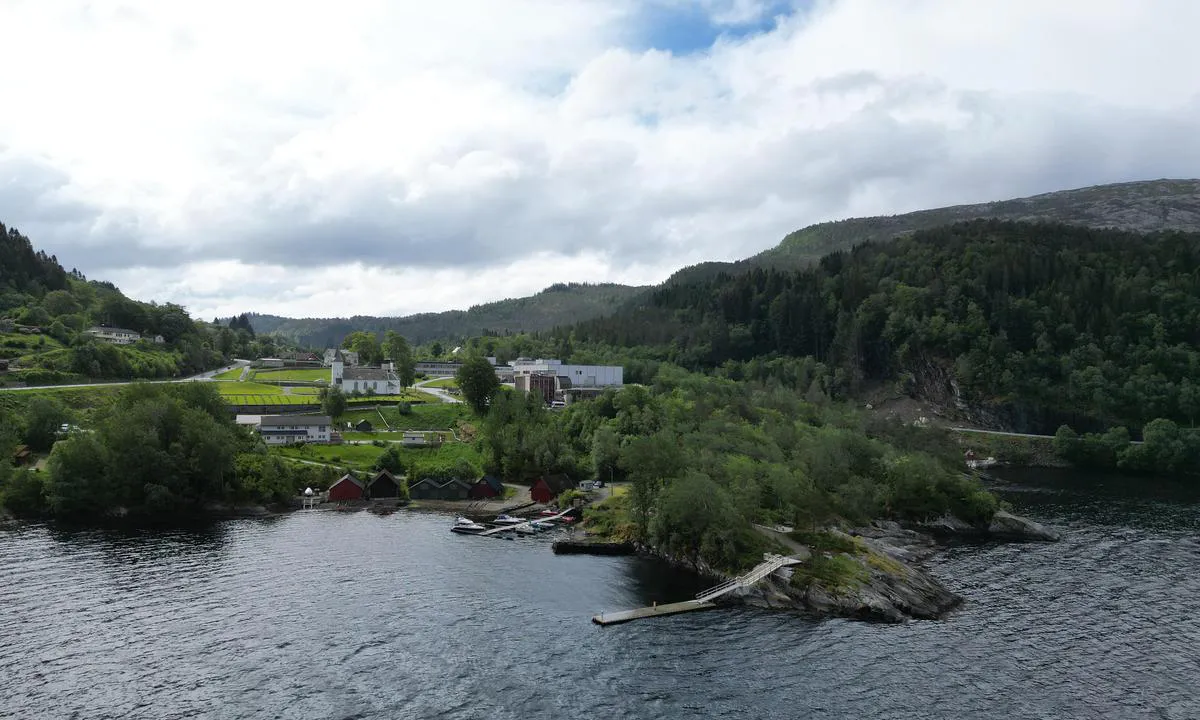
(987, 510), (1060, 542)
(916, 514), (981, 536)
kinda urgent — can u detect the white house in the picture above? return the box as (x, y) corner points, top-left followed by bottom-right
(257, 415), (333, 445)
(86, 326), (141, 345)
(331, 350), (400, 394)
(323, 348), (360, 367)
(510, 358), (623, 388)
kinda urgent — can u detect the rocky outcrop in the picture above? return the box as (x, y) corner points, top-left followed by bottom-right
(727, 536), (962, 622)
(987, 510), (1061, 541)
(912, 510), (1060, 542)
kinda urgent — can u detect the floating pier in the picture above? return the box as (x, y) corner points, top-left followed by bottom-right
(592, 599), (718, 626)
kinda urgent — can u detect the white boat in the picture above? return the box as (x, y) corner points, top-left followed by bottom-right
(492, 514), (523, 525)
(514, 524), (537, 535)
(451, 517), (488, 534)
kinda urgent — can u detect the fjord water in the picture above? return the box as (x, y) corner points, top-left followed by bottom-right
(2, 471), (1198, 720)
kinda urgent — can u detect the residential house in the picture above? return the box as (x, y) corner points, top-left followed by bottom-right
(327, 474), (365, 502)
(367, 470), (403, 499)
(323, 348), (360, 367)
(86, 326), (141, 345)
(257, 415), (332, 445)
(401, 431), (441, 447)
(11, 445), (32, 467)
(468, 475), (505, 500)
(530, 474), (576, 504)
(408, 476), (472, 500)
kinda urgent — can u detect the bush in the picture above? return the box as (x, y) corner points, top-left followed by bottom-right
(396, 401), (412, 416)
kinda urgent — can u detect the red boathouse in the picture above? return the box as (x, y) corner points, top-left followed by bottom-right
(327, 474), (364, 502)
(530, 474), (575, 504)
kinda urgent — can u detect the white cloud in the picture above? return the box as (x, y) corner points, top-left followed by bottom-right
(1, 0), (1198, 320)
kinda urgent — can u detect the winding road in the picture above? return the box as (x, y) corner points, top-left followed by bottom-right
(0, 359), (252, 392)
(413, 377), (462, 404)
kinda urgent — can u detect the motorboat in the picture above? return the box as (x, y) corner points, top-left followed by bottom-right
(451, 516), (488, 534)
(514, 524), (537, 535)
(492, 514), (523, 525)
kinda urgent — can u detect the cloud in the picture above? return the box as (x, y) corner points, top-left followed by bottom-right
(0, 0), (1198, 319)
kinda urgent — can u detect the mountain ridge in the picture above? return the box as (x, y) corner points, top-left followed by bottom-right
(247, 178), (1200, 345)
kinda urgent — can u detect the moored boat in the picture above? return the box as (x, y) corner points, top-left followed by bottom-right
(451, 517), (488, 534)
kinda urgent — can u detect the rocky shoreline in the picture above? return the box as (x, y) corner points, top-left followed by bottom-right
(631, 510), (1059, 624)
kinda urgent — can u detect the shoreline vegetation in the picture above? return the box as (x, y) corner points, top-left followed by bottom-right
(7, 213), (1200, 624)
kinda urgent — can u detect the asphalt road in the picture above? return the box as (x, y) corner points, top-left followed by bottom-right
(0, 359), (252, 392)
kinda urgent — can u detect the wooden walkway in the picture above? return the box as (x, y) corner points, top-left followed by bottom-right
(592, 553), (803, 627)
(592, 600), (717, 626)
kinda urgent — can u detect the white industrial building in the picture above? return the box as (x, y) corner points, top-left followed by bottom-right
(257, 415), (333, 445)
(510, 358), (623, 388)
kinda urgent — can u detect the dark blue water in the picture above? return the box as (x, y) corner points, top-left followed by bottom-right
(2, 470), (1198, 719)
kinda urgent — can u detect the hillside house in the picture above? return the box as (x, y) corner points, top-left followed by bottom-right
(11, 445), (32, 467)
(349, 419), (373, 432)
(86, 326), (141, 345)
(530, 474), (576, 504)
(401, 431), (440, 447)
(257, 415), (332, 445)
(328, 474), (365, 502)
(408, 476), (472, 500)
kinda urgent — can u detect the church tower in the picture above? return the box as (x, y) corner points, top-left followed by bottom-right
(331, 348), (345, 387)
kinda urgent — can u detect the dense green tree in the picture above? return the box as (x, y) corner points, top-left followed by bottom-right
(456, 355), (501, 415)
(343, 331), (383, 366)
(321, 386), (347, 421)
(23, 396), (68, 452)
(384, 330), (416, 388)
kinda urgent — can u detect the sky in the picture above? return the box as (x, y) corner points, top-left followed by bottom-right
(2, 0), (1199, 321)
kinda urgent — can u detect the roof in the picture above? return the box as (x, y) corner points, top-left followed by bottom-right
(409, 476), (472, 489)
(368, 469), (399, 487)
(343, 368), (395, 381)
(477, 475), (504, 493)
(87, 326), (140, 335)
(259, 415), (331, 426)
(332, 348), (346, 363)
(330, 473), (364, 489)
(537, 474), (575, 494)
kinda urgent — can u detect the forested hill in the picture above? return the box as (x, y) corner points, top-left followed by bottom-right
(0, 223), (250, 383)
(566, 220), (1200, 434)
(667, 179), (1200, 285)
(247, 282), (647, 347)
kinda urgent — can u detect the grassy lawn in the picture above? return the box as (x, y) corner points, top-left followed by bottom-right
(0, 384), (122, 425)
(272, 440), (482, 474)
(425, 377), (458, 389)
(251, 367), (330, 382)
(341, 430), (455, 442)
(214, 381), (286, 396)
(211, 366), (245, 380)
(385, 403), (471, 430)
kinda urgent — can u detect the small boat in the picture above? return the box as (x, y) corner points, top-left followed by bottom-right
(530, 520), (556, 531)
(451, 517), (488, 534)
(514, 524), (537, 535)
(492, 514), (523, 525)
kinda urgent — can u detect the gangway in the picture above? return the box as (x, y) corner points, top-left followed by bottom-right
(593, 553), (802, 626)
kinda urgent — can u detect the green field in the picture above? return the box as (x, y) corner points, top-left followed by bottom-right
(251, 367), (330, 382)
(273, 440), (482, 474)
(424, 377), (458, 389)
(212, 366), (246, 380)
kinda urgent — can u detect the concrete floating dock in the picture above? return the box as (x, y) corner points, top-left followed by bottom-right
(592, 599), (718, 626)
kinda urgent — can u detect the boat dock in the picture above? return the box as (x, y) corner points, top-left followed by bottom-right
(592, 599), (717, 626)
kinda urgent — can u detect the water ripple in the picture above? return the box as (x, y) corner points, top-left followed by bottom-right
(1, 480), (1198, 719)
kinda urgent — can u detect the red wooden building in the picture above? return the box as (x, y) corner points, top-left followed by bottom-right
(327, 474), (364, 502)
(530, 474), (575, 504)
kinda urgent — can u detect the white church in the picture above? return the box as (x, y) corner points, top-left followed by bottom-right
(330, 349), (401, 395)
